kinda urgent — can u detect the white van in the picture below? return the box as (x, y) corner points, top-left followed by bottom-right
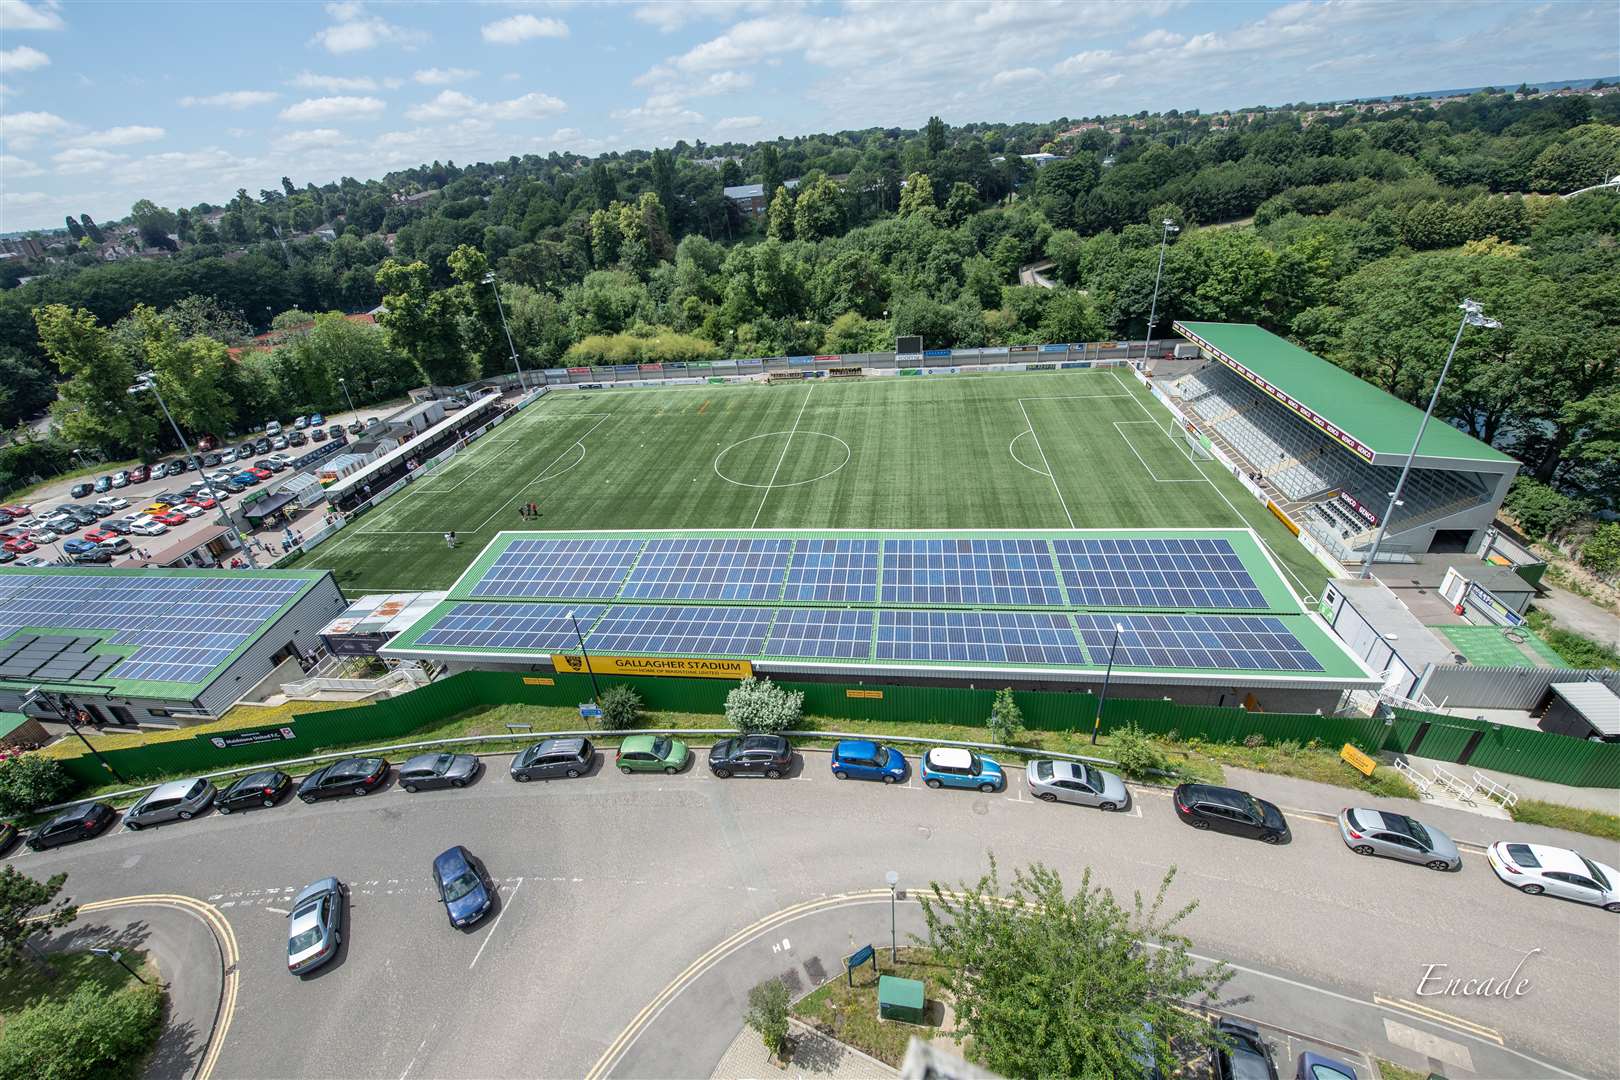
(265, 420), (283, 436)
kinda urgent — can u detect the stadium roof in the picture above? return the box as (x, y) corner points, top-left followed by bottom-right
(1173, 322), (1516, 468)
(382, 528), (1377, 689)
(0, 567), (329, 700)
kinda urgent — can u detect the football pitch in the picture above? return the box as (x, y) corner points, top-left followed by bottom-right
(304, 369), (1329, 603)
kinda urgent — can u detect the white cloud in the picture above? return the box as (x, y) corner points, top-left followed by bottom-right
(65, 125), (164, 147)
(1132, 28), (1185, 49)
(405, 90), (478, 121)
(291, 71), (379, 92)
(406, 89), (564, 122)
(991, 67), (1043, 86)
(481, 13), (568, 44)
(53, 147), (126, 175)
(180, 90), (279, 109)
(713, 115), (763, 132)
(279, 95), (386, 122)
(273, 128), (345, 150)
(0, 1), (64, 31)
(310, 1), (425, 54)
(488, 91), (565, 121)
(0, 45), (49, 73)
(1055, 49), (1118, 76)
(1, 190), (52, 208)
(414, 67), (478, 85)
(632, 1), (773, 33)
(0, 108), (68, 148)
(0, 153), (43, 177)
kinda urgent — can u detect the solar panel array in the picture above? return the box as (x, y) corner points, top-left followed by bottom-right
(876, 610), (1085, 665)
(879, 539), (1064, 607)
(0, 572), (311, 687)
(782, 539), (879, 603)
(587, 605), (773, 655)
(763, 608), (874, 658)
(470, 539), (640, 599)
(1074, 614), (1323, 672)
(1054, 537), (1268, 609)
(621, 539), (794, 601)
(415, 603), (605, 651)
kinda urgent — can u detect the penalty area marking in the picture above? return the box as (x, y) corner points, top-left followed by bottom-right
(713, 430), (851, 490)
(1007, 429), (1051, 478)
(1112, 421), (1207, 483)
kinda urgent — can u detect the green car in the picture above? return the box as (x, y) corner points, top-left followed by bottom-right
(616, 734), (690, 775)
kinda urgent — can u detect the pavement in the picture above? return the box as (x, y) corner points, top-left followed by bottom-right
(710, 1020), (895, 1080)
(5, 749), (1615, 1080)
(1400, 756), (1620, 817)
(1534, 583), (1620, 652)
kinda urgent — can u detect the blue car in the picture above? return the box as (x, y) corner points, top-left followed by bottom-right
(310, 413), (324, 426)
(830, 740), (906, 783)
(432, 845), (492, 928)
(920, 747), (1004, 792)
(62, 538), (97, 555)
(230, 471), (259, 486)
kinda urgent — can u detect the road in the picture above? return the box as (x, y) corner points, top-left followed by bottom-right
(7, 752), (1615, 1080)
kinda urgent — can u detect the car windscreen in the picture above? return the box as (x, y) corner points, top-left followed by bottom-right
(432, 754), (454, 774)
(1081, 764), (1104, 790)
(288, 925), (323, 953)
(1579, 855), (1610, 891)
(1034, 760), (1054, 781)
(651, 737), (670, 758)
(442, 870), (480, 902)
(1394, 815), (1431, 848)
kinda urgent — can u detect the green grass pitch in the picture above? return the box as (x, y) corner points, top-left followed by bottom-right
(301, 369), (1329, 603)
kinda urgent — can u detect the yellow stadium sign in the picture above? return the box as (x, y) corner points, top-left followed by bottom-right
(550, 653), (752, 679)
(522, 677), (555, 686)
(1340, 743), (1377, 777)
(846, 689), (884, 699)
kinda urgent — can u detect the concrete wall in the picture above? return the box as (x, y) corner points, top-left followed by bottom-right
(195, 573), (349, 718)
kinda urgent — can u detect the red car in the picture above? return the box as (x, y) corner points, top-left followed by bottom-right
(154, 511), (188, 526)
(0, 504), (30, 517)
(2, 537), (37, 554)
(84, 530), (115, 544)
(129, 465), (151, 483)
(247, 467), (272, 480)
(188, 495), (218, 509)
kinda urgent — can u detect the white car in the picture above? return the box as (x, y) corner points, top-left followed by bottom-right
(111, 471), (130, 488)
(1487, 842), (1620, 912)
(178, 503), (205, 519)
(206, 469), (234, 484)
(219, 449), (239, 464)
(130, 518), (169, 537)
(95, 496), (129, 510)
(13, 555), (48, 567)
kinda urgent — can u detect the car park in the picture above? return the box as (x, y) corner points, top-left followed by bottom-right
(286, 877), (343, 975)
(432, 845), (493, 927)
(215, 769), (293, 813)
(1025, 759), (1129, 810)
(707, 734), (793, 778)
(69, 482), (94, 499)
(510, 737), (594, 781)
(95, 496), (129, 510)
(111, 471), (130, 488)
(615, 734), (690, 774)
(399, 752), (480, 792)
(1174, 784), (1290, 844)
(1210, 1018), (1278, 1080)
(920, 746), (1003, 791)
(298, 757), (390, 802)
(1338, 808), (1459, 871)
(123, 778), (216, 830)
(1294, 1051), (1357, 1080)
(830, 740), (906, 783)
(1486, 842), (1620, 911)
(94, 475), (112, 493)
(27, 802), (117, 850)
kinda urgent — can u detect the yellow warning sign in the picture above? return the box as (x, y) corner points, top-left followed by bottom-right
(550, 653), (752, 679)
(1340, 743), (1377, 776)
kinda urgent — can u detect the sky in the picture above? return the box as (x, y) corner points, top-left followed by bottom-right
(1, 0), (1616, 232)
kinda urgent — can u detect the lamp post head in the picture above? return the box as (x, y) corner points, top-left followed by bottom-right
(482, 271), (497, 285)
(885, 870), (899, 889)
(1162, 218), (1180, 233)
(1459, 298), (1501, 329)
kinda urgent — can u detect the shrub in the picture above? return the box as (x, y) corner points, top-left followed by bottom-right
(0, 980), (164, 1080)
(598, 685), (643, 731)
(744, 978), (791, 1059)
(1503, 477), (1586, 540)
(1242, 732), (1266, 749)
(987, 688), (1023, 746)
(0, 754), (76, 817)
(1110, 724), (1171, 780)
(1579, 523), (1620, 576)
(725, 677), (804, 735)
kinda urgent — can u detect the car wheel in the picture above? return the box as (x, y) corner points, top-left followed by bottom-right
(261, 797), (276, 808)
(403, 783), (418, 793)
(452, 779), (466, 788)
(925, 778), (942, 789)
(881, 774), (897, 784)
(179, 810), (193, 820)
(1261, 832), (1281, 844)
(664, 765), (677, 775)
(1037, 792), (1058, 802)
(217, 804), (232, 814)
(1354, 844), (1376, 856)
(713, 768), (731, 779)
(765, 769), (782, 779)
(1520, 883), (1544, 895)
(353, 785), (369, 796)
(979, 782), (996, 793)
(1098, 801), (1118, 812)
(1190, 819), (1209, 829)
(1427, 860), (1452, 871)
(833, 770), (848, 780)
(619, 765), (632, 774)
(1605, 902), (1620, 913)
(566, 769), (580, 779)
(514, 773), (530, 783)
(301, 795), (315, 804)
(125, 821), (142, 831)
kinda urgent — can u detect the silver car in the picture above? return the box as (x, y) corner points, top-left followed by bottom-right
(287, 877), (344, 975)
(1487, 842), (1620, 912)
(1338, 807), (1460, 871)
(123, 777), (216, 830)
(398, 752), (480, 793)
(1025, 759), (1129, 810)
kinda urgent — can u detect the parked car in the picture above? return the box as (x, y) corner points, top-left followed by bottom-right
(27, 528), (61, 545)
(0, 503), (29, 517)
(247, 467), (272, 480)
(62, 538), (98, 556)
(310, 412), (325, 426)
(297, 757), (390, 802)
(1338, 808), (1459, 871)
(94, 475), (113, 493)
(69, 482), (94, 499)
(254, 438), (272, 454)
(188, 495), (218, 510)
(130, 519), (169, 537)
(432, 845), (492, 927)
(1294, 1051), (1357, 1080)
(154, 511), (188, 527)
(265, 420), (282, 436)
(2, 536), (36, 554)
(830, 740), (906, 783)
(281, 433), (300, 448)
(237, 442), (256, 458)
(293, 416), (309, 430)
(216, 770), (293, 813)
(72, 548), (113, 564)
(0, 822), (18, 856)
(399, 752), (480, 793)
(111, 471), (130, 488)
(920, 746), (1004, 792)
(27, 802), (117, 850)
(286, 877), (343, 975)
(99, 537), (133, 555)
(1025, 759), (1129, 810)
(255, 459), (281, 473)
(1210, 1018), (1278, 1080)
(201, 452), (222, 467)
(130, 464), (151, 483)
(102, 519), (134, 536)
(230, 472), (259, 486)
(0, 550), (14, 564)
(707, 734), (793, 778)
(1174, 784), (1290, 844)
(347, 420), (364, 434)
(221, 479), (249, 494)
(166, 460), (187, 477)
(510, 737), (594, 781)
(123, 778), (216, 830)
(176, 504), (204, 519)
(310, 428), (327, 442)
(142, 502), (172, 516)
(219, 449), (239, 465)
(42, 515), (80, 534)
(95, 496), (129, 510)
(1486, 842), (1620, 911)
(615, 734), (690, 774)
(327, 425), (344, 441)
(13, 555), (48, 567)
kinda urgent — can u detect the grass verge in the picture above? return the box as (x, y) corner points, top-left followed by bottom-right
(1523, 608), (1620, 668)
(0, 947), (151, 1018)
(792, 946), (952, 1067)
(1509, 798), (1620, 841)
(1375, 1059), (1429, 1080)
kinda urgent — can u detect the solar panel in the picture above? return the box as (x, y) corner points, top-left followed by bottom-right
(468, 538), (642, 599)
(1074, 613), (1323, 672)
(880, 539), (1064, 607)
(763, 609), (875, 659)
(586, 605), (772, 655)
(620, 539), (793, 601)
(416, 603), (606, 651)
(1053, 537), (1269, 610)
(875, 610), (1083, 665)
(783, 539), (879, 603)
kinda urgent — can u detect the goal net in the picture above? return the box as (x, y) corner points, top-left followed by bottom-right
(1181, 424), (1214, 460)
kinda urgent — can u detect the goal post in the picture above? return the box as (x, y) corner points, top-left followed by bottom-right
(1181, 424), (1214, 460)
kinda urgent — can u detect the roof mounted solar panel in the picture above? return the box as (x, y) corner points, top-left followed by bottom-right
(468, 538), (642, 599)
(880, 539), (1064, 607)
(876, 610), (1083, 665)
(620, 539), (792, 602)
(1054, 537), (1268, 610)
(416, 602), (607, 651)
(1074, 613), (1323, 672)
(585, 604), (772, 655)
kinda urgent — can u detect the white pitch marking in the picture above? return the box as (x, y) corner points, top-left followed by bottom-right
(1112, 421), (1206, 483)
(750, 386), (814, 528)
(1017, 398), (1075, 528)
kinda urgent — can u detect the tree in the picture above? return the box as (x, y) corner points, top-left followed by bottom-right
(724, 676), (804, 734)
(918, 859), (1228, 1079)
(0, 755), (75, 817)
(759, 144), (784, 206)
(598, 684), (643, 730)
(589, 161), (618, 210)
(64, 216), (85, 242)
(0, 979), (164, 1080)
(35, 305), (155, 456)
(120, 306), (237, 440)
(0, 865), (77, 972)
(1579, 523), (1620, 576)
(129, 199), (179, 251)
(1035, 154), (1102, 230)
(941, 181), (980, 227)
(448, 244), (507, 375)
(925, 114), (948, 160)
(282, 175), (297, 199)
(987, 688), (1022, 745)
(374, 259), (475, 390)
(792, 177), (845, 242)
(744, 978), (791, 1061)
(899, 172), (936, 218)
(719, 159), (744, 187)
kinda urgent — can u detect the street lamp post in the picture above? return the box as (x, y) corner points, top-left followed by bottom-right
(885, 870), (899, 962)
(1359, 299), (1501, 577)
(481, 271), (528, 393)
(24, 687), (127, 783)
(1090, 623), (1125, 746)
(338, 376), (357, 416)
(564, 608), (602, 706)
(1141, 218), (1179, 366)
(128, 372), (255, 567)
(89, 948), (153, 985)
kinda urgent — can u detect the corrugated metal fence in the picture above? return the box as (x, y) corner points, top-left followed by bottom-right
(1415, 663), (1619, 710)
(1386, 708), (1620, 787)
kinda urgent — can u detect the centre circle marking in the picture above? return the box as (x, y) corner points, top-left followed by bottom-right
(713, 430), (851, 489)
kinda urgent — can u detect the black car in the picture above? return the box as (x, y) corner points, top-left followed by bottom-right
(27, 802), (117, 850)
(311, 428), (327, 442)
(0, 821), (19, 855)
(69, 482), (94, 499)
(1173, 784), (1290, 844)
(216, 769), (292, 813)
(288, 430), (308, 447)
(254, 439), (272, 454)
(166, 460), (186, 477)
(297, 757), (390, 803)
(1210, 1018), (1278, 1080)
(510, 737), (594, 781)
(72, 549), (113, 564)
(222, 479), (249, 494)
(103, 519), (134, 535)
(65, 505), (101, 524)
(94, 476), (112, 493)
(398, 752), (480, 792)
(708, 734), (793, 778)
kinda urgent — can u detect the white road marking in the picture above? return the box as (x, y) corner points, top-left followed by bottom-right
(469, 876), (523, 970)
(265, 906), (289, 915)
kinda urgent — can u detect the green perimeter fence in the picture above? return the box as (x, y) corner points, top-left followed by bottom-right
(49, 672), (1620, 790)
